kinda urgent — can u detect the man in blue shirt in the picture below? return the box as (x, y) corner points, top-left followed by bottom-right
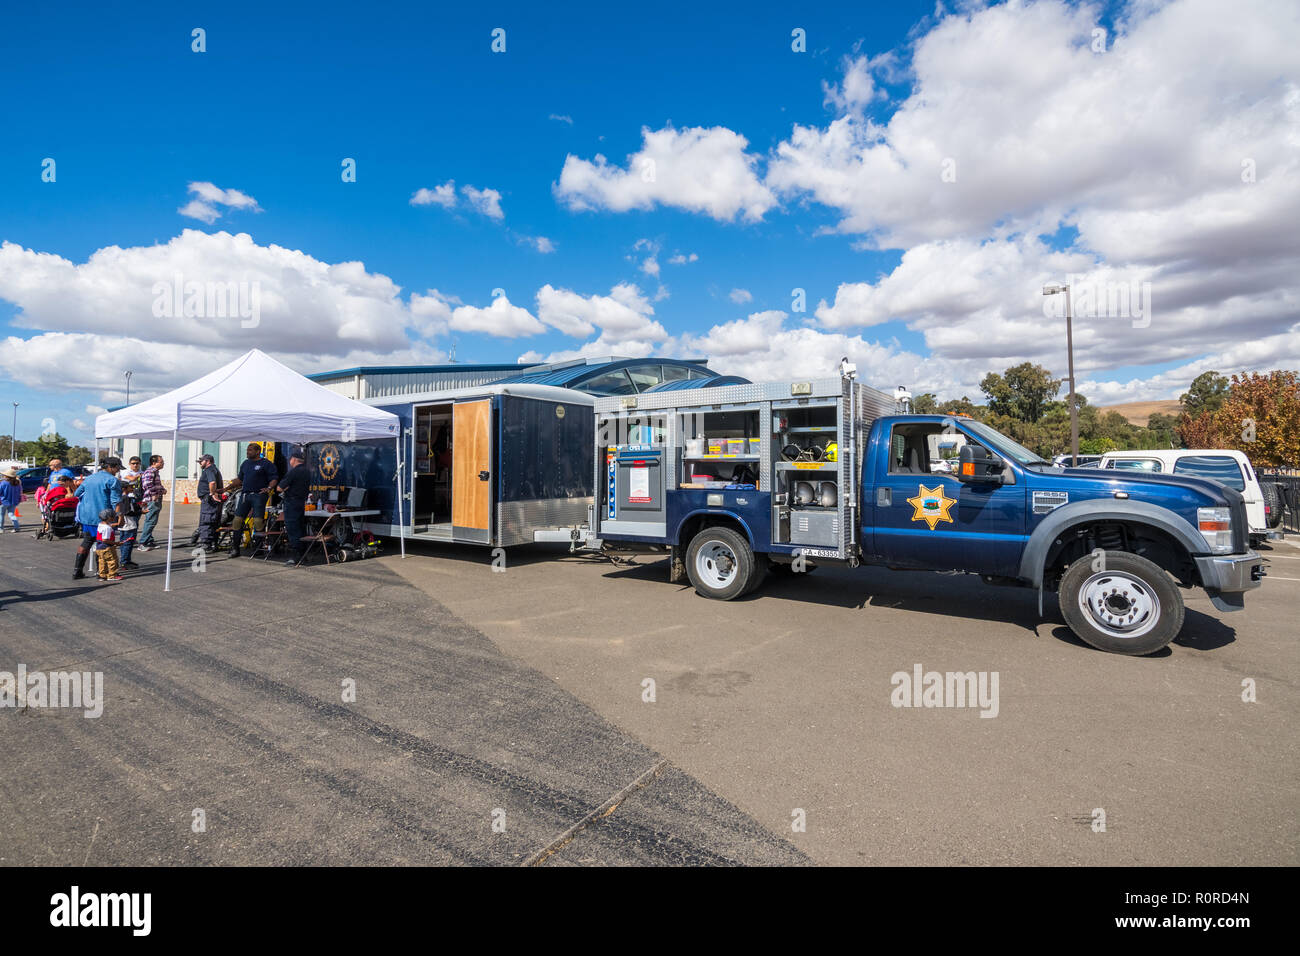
(73, 457), (123, 580)
(228, 443), (279, 557)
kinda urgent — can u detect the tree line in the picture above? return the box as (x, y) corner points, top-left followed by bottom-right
(912, 365), (1300, 467)
(0, 432), (95, 466)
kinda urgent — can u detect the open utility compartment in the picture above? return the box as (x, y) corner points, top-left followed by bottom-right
(771, 399), (843, 548)
(678, 408), (760, 489)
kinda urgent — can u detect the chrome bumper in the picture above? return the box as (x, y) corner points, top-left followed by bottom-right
(1195, 550), (1265, 612)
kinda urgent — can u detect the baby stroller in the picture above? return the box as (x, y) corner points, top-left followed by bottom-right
(36, 489), (80, 540)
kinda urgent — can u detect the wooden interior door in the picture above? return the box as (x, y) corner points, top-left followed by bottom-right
(452, 399), (492, 540)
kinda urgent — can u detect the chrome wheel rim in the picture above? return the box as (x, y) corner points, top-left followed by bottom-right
(1078, 570), (1160, 638)
(695, 541), (739, 589)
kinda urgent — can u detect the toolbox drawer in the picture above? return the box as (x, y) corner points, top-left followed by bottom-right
(789, 509), (839, 545)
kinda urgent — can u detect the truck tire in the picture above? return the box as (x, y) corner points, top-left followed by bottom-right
(1059, 550), (1183, 656)
(1261, 481), (1283, 530)
(685, 526), (755, 601)
(741, 551), (768, 596)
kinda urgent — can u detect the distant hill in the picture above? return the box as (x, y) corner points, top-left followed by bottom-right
(1098, 399), (1184, 426)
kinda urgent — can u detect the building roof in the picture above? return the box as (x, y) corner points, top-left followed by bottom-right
(307, 362), (538, 381)
(643, 374), (749, 392)
(495, 357), (716, 389)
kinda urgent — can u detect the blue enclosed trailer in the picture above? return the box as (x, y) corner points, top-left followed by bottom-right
(311, 383), (596, 548)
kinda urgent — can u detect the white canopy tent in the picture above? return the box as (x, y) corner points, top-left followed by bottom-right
(95, 349), (405, 590)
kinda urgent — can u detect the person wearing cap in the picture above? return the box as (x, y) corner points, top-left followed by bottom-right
(228, 442), (279, 557)
(279, 448), (311, 566)
(194, 453), (224, 553)
(72, 456), (122, 580)
(0, 465), (21, 532)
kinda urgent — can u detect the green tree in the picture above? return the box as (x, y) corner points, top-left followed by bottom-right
(32, 432), (71, 462)
(912, 393), (939, 414)
(1179, 371), (1229, 417)
(980, 363), (1061, 423)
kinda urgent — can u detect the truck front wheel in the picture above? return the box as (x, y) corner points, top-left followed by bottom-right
(1059, 550), (1184, 656)
(685, 526), (755, 601)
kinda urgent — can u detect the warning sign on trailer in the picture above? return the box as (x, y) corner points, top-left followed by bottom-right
(629, 466), (651, 503)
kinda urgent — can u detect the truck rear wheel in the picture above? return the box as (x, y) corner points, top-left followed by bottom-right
(685, 526), (755, 601)
(1059, 550), (1183, 656)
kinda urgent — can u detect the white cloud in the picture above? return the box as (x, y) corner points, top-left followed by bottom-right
(178, 181), (261, 223)
(760, 0), (1300, 401)
(410, 181), (458, 208)
(549, 113), (574, 125)
(535, 282), (666, 344)
(556, 125), (776, 222)
(822, 54), (884, 115)
(461, 185), (504, 220)
(0, 230), (457, 402)
(729, 288), (753, 304)
(519, 234), (555, 253)
(667, 252), (698, 265)
(641, 256), (660, 277)
(411, 181), (505, 220)
(449, 293), (544, 337)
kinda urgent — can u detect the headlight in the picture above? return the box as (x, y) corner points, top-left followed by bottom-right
(1198, 507), (1232, 553)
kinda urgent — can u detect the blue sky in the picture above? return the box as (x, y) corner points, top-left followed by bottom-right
(1, 0), (1296, 445)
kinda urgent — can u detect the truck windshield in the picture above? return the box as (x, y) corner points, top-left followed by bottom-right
(961, 420), (1053, 467)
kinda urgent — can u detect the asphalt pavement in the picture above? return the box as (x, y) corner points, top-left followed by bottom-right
(0, 505), (805, 866)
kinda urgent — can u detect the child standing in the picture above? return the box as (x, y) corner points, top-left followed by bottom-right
(117, 473), (142, 569)
(0, 466), (21, 532)
(95, 507), (123, 581)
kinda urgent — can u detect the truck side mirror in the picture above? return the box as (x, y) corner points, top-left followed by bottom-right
(957, 443), (1005, 483)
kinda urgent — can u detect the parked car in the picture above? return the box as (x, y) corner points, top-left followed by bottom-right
(1099, 449), (1272, 546)
(16, 464), (91, 494)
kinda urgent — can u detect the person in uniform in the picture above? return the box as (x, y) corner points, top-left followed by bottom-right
(194, 453), (224, 552)
(279, 448), (311, 566)
(228, 443), (279, 557)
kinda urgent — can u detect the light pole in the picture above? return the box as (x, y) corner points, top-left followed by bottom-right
(1043, 284), (1078, 466)
(10, 402), (17, 460)
(125, 370), (133, 406)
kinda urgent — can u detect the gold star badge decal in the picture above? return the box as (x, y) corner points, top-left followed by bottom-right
(907, 483), (956, 530)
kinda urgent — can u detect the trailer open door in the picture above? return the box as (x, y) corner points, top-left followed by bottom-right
(452, 398), (493, 543)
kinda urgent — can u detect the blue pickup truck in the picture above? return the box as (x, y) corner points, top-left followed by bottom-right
(591, 377), (1264, 656)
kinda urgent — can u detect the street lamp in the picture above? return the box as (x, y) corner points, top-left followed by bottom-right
(10, 402), (17, 460)
(1043, 284), (1078, 467)
(125, 370), (133, 406)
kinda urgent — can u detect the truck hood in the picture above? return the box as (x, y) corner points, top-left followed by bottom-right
(1048, 466), (1237, 507)
(1028, 466), (1249, 553)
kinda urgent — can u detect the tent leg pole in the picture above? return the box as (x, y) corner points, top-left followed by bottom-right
(164, 428), (178, 592)
(396, 435), (406, 558)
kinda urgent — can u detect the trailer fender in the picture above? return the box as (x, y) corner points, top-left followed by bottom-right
(1018, 499), (1205, 590)
(674, 509), (757, 550)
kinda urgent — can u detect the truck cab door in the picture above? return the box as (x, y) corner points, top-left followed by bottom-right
(870, 424), (975, 570)
(869, 421), (1025, 574)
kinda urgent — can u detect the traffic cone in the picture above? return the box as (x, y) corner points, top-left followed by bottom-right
(182, 493), (190, 504)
